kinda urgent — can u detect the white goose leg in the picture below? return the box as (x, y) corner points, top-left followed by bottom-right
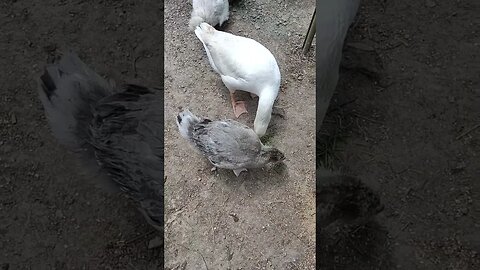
(230, 91), (248, 118)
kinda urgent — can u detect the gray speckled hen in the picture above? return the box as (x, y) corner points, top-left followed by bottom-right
(38, 52), (164, 234)
(316, 169), (389, 268)
(316, 169), (384, 228)
(176, 109), (285, 176)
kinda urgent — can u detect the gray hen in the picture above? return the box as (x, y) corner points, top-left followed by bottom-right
(316, 169), (384, 227)
(316, 169), (391, 269)
(38, 52), (164, 238)
(176, 109), (284, 176)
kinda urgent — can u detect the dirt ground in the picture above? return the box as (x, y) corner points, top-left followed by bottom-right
(164, 0), (316, 269)
(0, 0), (163, 269)
(1, 0), (479, 269)
(318, 0), (479, 269)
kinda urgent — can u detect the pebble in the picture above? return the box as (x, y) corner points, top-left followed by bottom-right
(55, 210), (64, 218)
(10, 114), (17, 124)
(148, 236), (163, 249)
(425, 0), (437, 8)
(229, 213), (239, 222)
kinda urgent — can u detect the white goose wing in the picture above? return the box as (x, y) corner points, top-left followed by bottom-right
(195, 23), (278, 82)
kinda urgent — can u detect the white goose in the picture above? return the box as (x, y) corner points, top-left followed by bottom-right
(316, 0), (361, 128)
(194, 22), (281, 137)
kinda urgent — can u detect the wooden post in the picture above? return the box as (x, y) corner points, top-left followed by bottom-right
(302, 9), (316, 55)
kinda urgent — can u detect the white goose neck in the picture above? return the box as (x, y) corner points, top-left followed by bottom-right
(254, 90), (277, 137)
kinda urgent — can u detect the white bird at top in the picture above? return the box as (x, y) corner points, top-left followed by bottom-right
(189, 0), (230, 30)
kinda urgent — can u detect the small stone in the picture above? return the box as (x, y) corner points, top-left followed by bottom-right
(425, 0), (437, 8)
(44, 44), (57, 53)
(229, 213), (239, 222)
(55, 210), (64, 218)
(10, 114), (17, 124)
(227, 250), (234, 261)
(148, 236), (163, 249)
(451, 161), (466, 174)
